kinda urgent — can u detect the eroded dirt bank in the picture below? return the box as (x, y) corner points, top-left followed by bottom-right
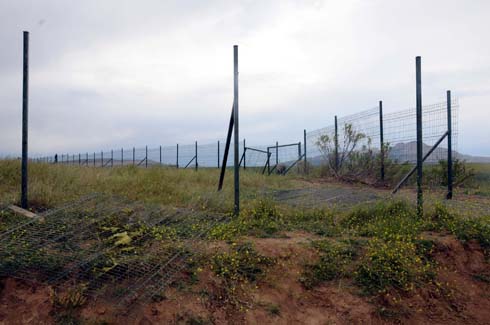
(1, 233), (490, 325)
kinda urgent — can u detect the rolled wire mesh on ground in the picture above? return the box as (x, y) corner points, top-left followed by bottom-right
(0, 194), (228, 315)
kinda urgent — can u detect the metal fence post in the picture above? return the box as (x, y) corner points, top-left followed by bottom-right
(101, 151), (104, 167)
(379, 100), (385, 181)
(176, 144), (179, 168)
(145, 146), (148, 168)
(195, 141), (198, 171)
(160, 145), (162, 166)
(297, 142), (301, 174)
(416, 56), (423, 217)
(303, 129), (308, 174)
(334, 115), (339, 173)
(93, 152), (95, 166)
(267, 147), (271, 175)
(20, 32), (29, 207)
(275, 141), (279, 167)
(304, 129), (307, 174)
(217, 140), (220, 168)
(86, 153), (88, 166)
(243, 139), (246, 170)
(79, 153), (81, 165)
(446, 90), (453, 200)
(111, 150), (113, 167)
(233, 45), (240, 214)
(133, 147), (135, 165)
(121, 148), (123, 166)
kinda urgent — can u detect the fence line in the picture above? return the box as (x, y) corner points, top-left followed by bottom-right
(33, 99), (459, 178)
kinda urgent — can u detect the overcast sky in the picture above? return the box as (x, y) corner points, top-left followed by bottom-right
(1, 0), (489, 157)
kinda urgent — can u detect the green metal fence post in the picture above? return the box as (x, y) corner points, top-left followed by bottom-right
(446, 90), (453, 200)
(233, 45), (240, 214)
(20, 31), (29, 208)
(416, 56), (423, 217)
(379, 100), (385, 181)
(334, 116), (339, 173)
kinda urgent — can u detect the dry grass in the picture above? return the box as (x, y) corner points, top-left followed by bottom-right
(0, 160), (298, 212)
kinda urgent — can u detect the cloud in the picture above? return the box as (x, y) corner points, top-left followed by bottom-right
(1, 0), (489, 157)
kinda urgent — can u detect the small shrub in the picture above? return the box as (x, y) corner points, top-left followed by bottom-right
(209, 199), (283, 240)
(424, 203), (457, 232)
(426, 204), (490, 251)
(343, 201), (421, 241)
(264, 302), (281, 316)
(51, 286), (87, 309)
(355, 238), (434, 294)
(343, 200), (414, 229)
(427, 159), (475, 187)
(453, 216), (490, 250)
(211, 242), (274, 283)
(288, 210), (341, 236)
(210, 242), (274, 308)
(300, 240), (357, 289)
(50, 286), (87, 325)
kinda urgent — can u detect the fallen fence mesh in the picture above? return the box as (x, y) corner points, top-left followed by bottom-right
(0, 194), (228, 317)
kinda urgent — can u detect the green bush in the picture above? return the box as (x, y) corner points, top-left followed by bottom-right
(287, 209), (341, 236)
(429, 159), (474, 187)
(209, 199), (284, 240)
(343, 201), (421, 241)
(211, 242), (274, 283)
(355, 238), (434, 294)
(300, 240), (357, 289)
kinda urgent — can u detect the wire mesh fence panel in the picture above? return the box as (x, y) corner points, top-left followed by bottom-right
(218, 142), (245, 168)
(243, 145), (270, 170)
(267, 143), (303, 174)
(178, 143), (196, 168)
(0, 194), (229, 314)
(306, 100), (459, 172)
(33, 99), (458, 190)
(159, 145), (175, 167)
(197, 142), (220, 167)
(147, 147), (160, 166)
(384, 100), (458, 164)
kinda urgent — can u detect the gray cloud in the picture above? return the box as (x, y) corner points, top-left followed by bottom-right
(1, 0), (490, 157)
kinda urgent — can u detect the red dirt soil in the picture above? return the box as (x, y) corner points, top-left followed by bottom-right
(1, 232), (490, 324)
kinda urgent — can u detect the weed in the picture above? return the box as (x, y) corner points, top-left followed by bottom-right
(264, 302), (281, 316)
(472, 273), (490, 283)
(211, 242), (274, 283)
(288, 209), (341, 236)
(50, 285), (87, 325)
(300, 240), (357, 289)
(210, 242), (274, 308)
(355, 238), (434, 294)
(209, 199), (284, 240)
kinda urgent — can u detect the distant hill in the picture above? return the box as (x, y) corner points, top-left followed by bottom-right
(389, 141), (490, 163)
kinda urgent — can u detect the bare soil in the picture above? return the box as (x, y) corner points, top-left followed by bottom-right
(1, 232), (490, 324)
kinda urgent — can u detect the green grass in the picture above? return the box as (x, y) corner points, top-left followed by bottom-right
(0, 160), (296, 212)
(463, 163), (490, 196)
